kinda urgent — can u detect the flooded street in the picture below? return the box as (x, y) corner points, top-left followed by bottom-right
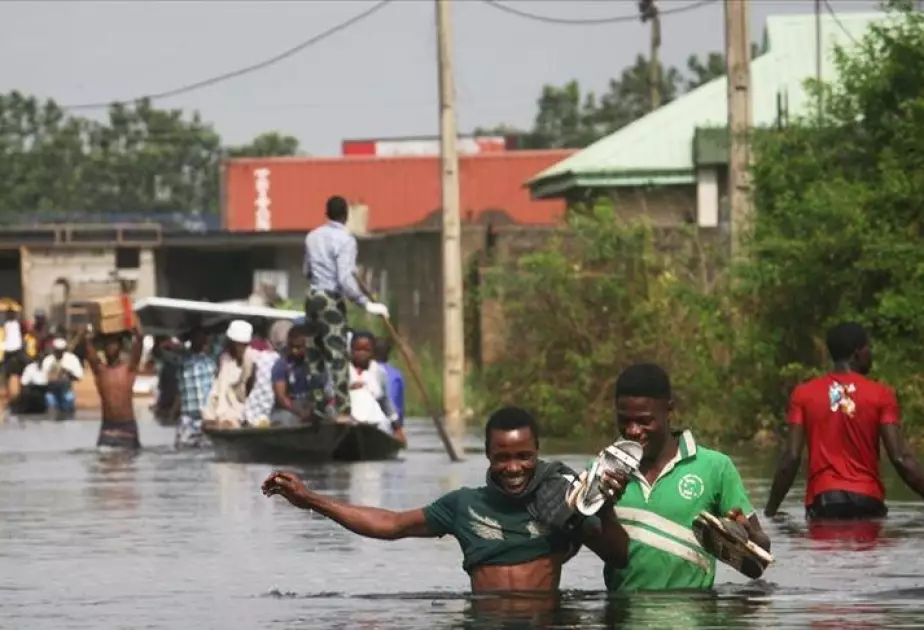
(3, 413), (924, 629)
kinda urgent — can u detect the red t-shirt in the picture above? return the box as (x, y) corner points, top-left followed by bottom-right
(788, 372), (900, 505)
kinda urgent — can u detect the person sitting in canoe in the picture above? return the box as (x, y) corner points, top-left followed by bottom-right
(267, 324), (330, 426)
(348, 331), (404, 441)
(374, 336), (405, 429)
(243, 322), (283, 428)
(40, 337), (84, 417)
(201, 320), (255, 429)
(262, 406), (630, 592)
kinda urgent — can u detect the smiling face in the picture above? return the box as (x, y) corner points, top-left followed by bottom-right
(615, 396), (672, 463)
(486, 427), (538, 496)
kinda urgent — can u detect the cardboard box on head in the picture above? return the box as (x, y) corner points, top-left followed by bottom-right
(87, 294), (135, 335)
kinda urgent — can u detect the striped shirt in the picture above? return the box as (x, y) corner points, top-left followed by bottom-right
(303, 221), (367, 305)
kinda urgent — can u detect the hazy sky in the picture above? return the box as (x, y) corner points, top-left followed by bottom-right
(0, 0), (881, 155)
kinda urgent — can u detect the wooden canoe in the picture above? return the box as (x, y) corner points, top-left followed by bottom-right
(202, 421), (405, 464)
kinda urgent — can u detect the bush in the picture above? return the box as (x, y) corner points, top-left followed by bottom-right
(479, 202), (758, 441)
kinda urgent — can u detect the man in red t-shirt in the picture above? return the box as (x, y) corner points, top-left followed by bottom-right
(764, 322), (924, 520)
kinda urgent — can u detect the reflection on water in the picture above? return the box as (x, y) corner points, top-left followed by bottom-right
(3, 414), (924, 628)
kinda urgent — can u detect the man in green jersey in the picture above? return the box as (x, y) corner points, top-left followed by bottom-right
(602, 363), (771, 592)
(262, 406), (629, 591)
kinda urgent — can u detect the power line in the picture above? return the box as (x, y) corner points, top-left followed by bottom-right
(62, 0), (394, 112)
(823, 0), (860, 46)
(480, 0), (718, 26)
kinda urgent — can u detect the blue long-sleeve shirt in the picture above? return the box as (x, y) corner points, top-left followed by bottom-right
(381, 361), (406, 426)
(302, 221), (367, 306)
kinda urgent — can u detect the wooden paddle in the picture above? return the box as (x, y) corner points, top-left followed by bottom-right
(353, 272), (461, 463)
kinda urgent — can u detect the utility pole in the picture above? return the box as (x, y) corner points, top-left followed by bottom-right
(436, 0), (466, 457)
(725, 0), (752, 258)
(815, 0), (823, 119)
(639, 0), (661, 111)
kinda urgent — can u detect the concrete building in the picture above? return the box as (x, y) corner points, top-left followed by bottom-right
(526, 12), (886, 228)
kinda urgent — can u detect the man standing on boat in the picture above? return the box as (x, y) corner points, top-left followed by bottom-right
(764, 322), (924, 520)
(303, 195), (389, 422)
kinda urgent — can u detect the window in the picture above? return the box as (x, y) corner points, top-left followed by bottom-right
(115, 247), (141, 269)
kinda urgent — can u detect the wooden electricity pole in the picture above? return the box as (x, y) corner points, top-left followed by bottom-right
(725, 0), (752, 258)
(815, 0), (824, 120)
(639, 0), (662, 111)
(436, 0), (466, 457)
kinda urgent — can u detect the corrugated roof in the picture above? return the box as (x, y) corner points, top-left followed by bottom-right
(528, 11), (889, 197)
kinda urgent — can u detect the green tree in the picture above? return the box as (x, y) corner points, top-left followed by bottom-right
(594, 54), (683, 134)
(227, 131), (301, 158)
(0, 93), (300, 217)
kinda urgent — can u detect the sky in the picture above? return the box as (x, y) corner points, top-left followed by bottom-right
(0, 0), (882, 156)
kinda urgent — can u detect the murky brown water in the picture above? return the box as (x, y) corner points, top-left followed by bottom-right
(2, 411), (924, 629)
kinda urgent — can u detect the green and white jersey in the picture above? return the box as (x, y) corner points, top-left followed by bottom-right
(604, 430), (755, 592)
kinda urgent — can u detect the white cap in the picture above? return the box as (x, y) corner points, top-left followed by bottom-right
(226, 320), (253, 344)
(52, 338), (67, 351)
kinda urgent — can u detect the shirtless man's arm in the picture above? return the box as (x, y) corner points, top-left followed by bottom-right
(82, 327), (101, 375)
(262, 471), (435, 539)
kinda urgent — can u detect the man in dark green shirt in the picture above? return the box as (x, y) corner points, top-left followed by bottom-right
(262, 406), (629, 591)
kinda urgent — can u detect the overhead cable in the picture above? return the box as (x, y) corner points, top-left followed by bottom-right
(63, 0), (393, 111)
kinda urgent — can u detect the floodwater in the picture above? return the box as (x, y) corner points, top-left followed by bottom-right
(2, 412), (924, 630)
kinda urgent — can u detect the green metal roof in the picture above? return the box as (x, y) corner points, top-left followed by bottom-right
(528, 11), (890, 197)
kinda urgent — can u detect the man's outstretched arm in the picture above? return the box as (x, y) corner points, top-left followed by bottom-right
(262, 471), (434, 540)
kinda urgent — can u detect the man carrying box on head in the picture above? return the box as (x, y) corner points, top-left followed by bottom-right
(81, 323), (145, 451)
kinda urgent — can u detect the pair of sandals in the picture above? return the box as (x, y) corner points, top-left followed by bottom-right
(564, 439), (775, 579)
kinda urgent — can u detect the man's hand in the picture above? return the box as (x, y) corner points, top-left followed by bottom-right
(262, 471), (313, 510)
(364, 302), (390, 318)
(599, 469), (631, 504)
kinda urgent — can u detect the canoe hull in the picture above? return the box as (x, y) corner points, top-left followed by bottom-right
(202, 422), (404, 464)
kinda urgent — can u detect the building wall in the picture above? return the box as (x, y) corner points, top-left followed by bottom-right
(607, 185), (699, 226)
(21, 246), (157, 316)
(222, 151), (573, 232)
